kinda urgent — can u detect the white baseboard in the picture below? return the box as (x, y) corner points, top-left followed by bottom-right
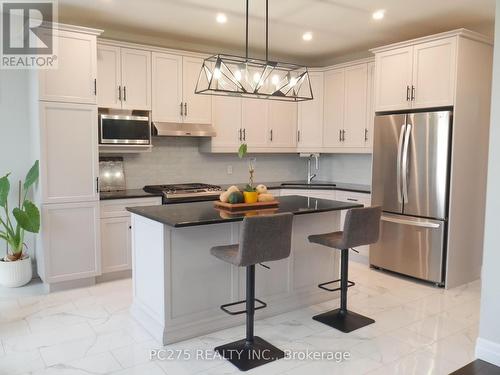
(476, 337), (500, 367)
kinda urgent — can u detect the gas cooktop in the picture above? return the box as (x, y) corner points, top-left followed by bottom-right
(143, 183), (223, 203)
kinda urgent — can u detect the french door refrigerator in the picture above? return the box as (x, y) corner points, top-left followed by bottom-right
(370, 110), (452, 285)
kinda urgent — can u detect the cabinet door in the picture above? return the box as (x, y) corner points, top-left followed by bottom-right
(182, 57), (212, 124)
(211, 96), (242, 148)
(343, 64), (368, 148)
(42, 202), (100, 283)
(323, 69), (345, 148)
(365, 62), (376, 148)
(39, 30), (96, 104)
(374, 46), (413, 112)
(152, 52), (183, 123)
(298, 71), (324, 150)
(121, 48), (151, 110)
(101, 217), (131, 273)
(241, 99), (269, 147)
(412, 38), (457, 109)
(40, 102), (98, 204)
(268, 101), (297, 148)
(97, 44), (121, 109)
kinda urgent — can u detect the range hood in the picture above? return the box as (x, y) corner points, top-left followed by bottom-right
(152, 122), (216, 137)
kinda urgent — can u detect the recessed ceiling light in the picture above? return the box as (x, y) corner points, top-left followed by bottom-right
(372, 9), (385, 20)
(302, 32), (313, 41)
(216, 13), (227, 24)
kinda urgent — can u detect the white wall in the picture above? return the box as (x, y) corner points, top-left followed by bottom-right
(476, 1), (500, 366)
(0, 70), (37, 260)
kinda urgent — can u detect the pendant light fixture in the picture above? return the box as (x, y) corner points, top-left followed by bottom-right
(195, 0), (313, 102)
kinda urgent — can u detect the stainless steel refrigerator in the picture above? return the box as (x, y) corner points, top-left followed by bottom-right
(370, 110), (452, 285)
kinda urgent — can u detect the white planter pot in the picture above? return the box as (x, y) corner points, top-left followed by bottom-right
(0, 256), (33, 288)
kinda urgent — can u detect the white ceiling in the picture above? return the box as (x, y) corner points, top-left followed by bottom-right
(58, 0), (496, 65)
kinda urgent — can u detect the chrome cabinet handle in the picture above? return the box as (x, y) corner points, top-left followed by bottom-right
(118, 86), (122, 101)
(180, 102), (183, 116)
(339, 130), (342, 142)
(411, 86), (415, 101)
(402, 124), (412, 204)
(94, 79), (97, 96)
(243, 128), (246, 141)
(396, 124), (406, 204)
(382, 216), (440, 229)
(184, 103), (188, 117)
(123, 86), (127, 101)
(270, 129), (273, 142)
(297, 130), (301, 143)
(239, 128), (242, 141)
(406, 85), (410, 101)
(364, 128), (368, 141)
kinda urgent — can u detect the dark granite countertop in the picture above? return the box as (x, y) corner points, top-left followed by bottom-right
(127, 195), (363, 228)
(99, 189), (162, 201)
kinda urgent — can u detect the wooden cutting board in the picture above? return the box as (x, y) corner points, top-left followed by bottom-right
(214, 200), (280, 211)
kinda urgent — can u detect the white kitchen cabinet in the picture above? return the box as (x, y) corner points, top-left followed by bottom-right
(41, 202), (100, 283)
(97, 44), (121, 108)
(101, 217), (131, 273)
(152, 52), (183, 123)
(96, 44), (151, 110)
(323, 69), (345, 148)
(182, 57), (212, 124)
(268, 101), (297, 148)
(241, 99), (269, 148)
(100, 197), (162, 274)
(211, 96), (242, 149)
(343, 64), (368, 148)
(280, 189), (337, 201)
(412, 38), (457, 109)
(373, 37), (457, 111)
(298, 71), (324, 151)
(39, 29), (97, 104)
(374, 46), (413, 112)
(365, 62), (375, 148)
(40, 102), (98, 204)
(121, 48), (151, 110)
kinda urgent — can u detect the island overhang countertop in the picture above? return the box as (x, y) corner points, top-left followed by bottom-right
(126, 195), (364, 228)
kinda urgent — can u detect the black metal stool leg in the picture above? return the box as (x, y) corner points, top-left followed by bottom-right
(313, 249), (375, 333)
(214, 265), (285, 371)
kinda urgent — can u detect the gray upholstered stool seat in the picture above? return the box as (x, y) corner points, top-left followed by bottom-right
(211, 245), (239, 266)
(308, 206), (382, 333)
(210, 213), (294, 372)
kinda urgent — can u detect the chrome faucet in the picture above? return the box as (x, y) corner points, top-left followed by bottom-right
(307, 154), (320, 184)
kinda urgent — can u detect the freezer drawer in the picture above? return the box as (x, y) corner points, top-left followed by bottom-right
(369, 214), (445, 283)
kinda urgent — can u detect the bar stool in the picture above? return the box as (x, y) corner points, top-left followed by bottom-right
(210, 213), (294, 372)
(308, 206), (382, 333)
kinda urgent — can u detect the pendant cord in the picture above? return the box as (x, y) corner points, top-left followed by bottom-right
(245, 0), (249, 60)
(266, 0), (269, 61)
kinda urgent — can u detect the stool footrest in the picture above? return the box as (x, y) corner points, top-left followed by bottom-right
(220, 298), (267, 316)
(318, 279), (355, 292)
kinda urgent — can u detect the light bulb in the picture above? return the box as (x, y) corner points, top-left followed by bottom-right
(216, 13), (227, 24)
(234, 70), (242, 81)
(271, 75), (280, 86)
(253, 72), (261, 83)
(290, 77), (298, 86)
(213, 68), (221, 79)
(302, 32), (313, 41)
(372, 10), (385, 20)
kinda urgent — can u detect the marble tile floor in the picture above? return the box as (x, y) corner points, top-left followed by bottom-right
(0, 262), (481, 375)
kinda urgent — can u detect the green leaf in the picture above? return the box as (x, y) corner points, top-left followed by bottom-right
(238, 143), (248, 159)
(23, 160), (39, 191)
(13, 201), (40, 233)
(0, 174), (10, 208)
(244, 184), (256, 192)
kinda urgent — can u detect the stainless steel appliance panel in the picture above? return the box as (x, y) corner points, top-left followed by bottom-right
(403, 111), (451, 219)
(370, 213), (445, 283)
(371, 114), (407, 214)
(100, 114), (151, 145)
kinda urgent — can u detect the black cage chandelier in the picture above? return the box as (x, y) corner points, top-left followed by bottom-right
(195, 0), (313, 102)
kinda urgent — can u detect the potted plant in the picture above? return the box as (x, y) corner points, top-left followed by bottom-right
(0, 161), (40, 287)
(238, 144), (259, 204)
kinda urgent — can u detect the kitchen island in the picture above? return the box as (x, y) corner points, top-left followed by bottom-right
(127, 196), (362, 345)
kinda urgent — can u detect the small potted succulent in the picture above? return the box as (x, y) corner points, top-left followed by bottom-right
(0, 161), (40, 287)
(238, 144), (258, 204)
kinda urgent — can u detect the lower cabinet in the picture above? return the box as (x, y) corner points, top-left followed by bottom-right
(41, 201), (100, 283)
(279, 189), (337, 200)
(100, 197), (162, 274)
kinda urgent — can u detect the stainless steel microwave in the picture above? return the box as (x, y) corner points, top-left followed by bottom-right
(99, 114), (151, 145)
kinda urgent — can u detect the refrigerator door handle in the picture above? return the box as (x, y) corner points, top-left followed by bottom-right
(396, 124), (406, 204)
(402, 124), (412, 204)
(381, 215), (441, 229)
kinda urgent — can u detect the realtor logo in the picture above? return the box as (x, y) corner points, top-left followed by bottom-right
(1, 0), (58, 69)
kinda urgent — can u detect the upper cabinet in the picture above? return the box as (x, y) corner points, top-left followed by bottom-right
(211, 96), (242, 149)
(323, 69), (345, 148)
(297, 71), (324, 151)
(365, 62), (375, 148)
(267, 101), (298, 148)
(152, 53), (212, 124)
(97, 44), (151, 110)
(39, 29), (97, 104)
(373, 37), (457, 112)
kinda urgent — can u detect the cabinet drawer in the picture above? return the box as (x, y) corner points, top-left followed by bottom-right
(100, 197), (162, 218)
(335, 191), (371, 205)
